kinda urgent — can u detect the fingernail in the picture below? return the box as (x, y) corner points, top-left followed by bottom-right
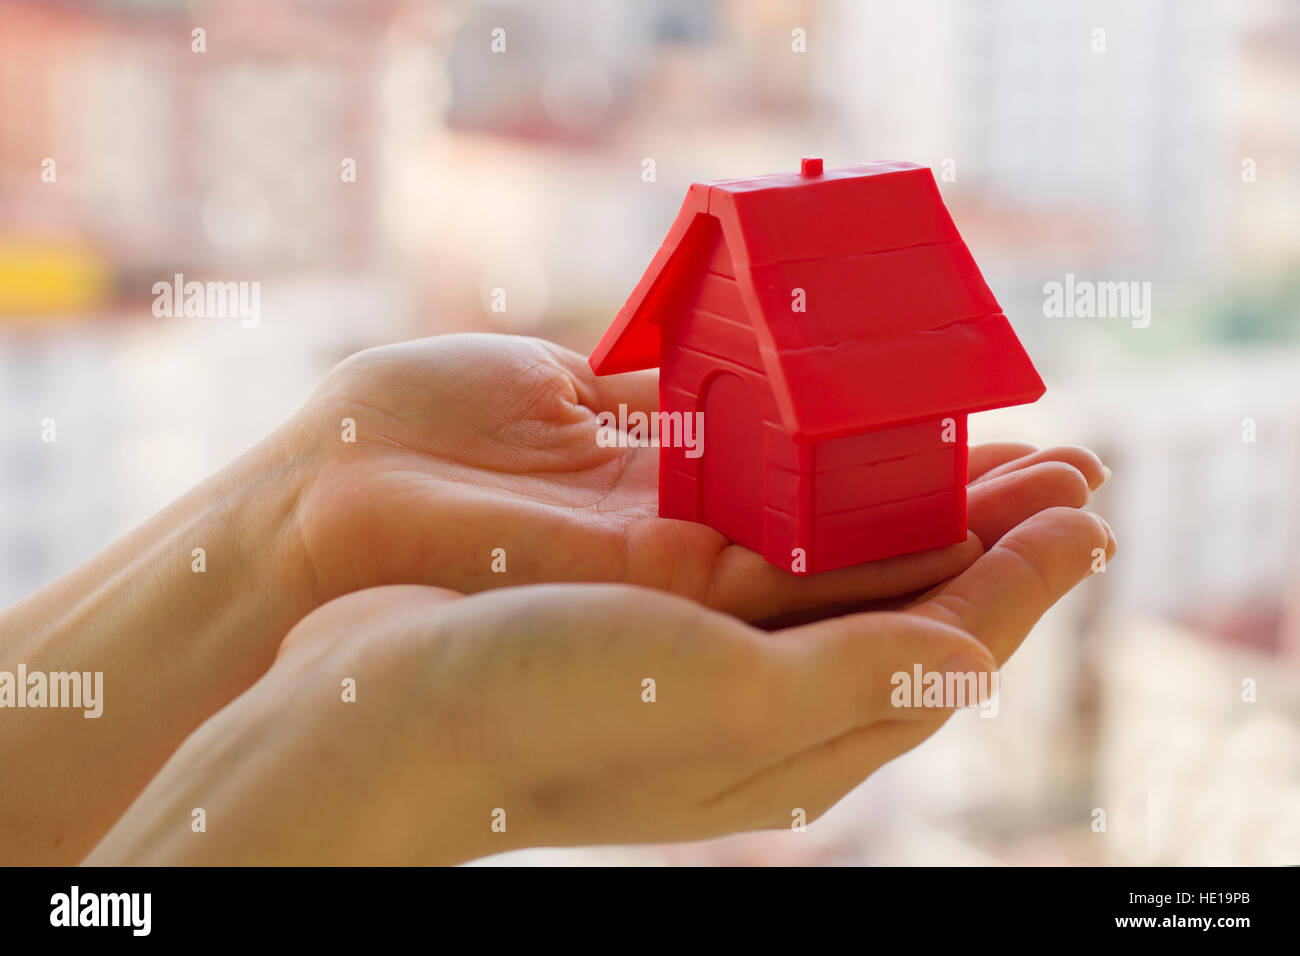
(1087, 464), (1112, 494)
(1088, 511), (1118, 556)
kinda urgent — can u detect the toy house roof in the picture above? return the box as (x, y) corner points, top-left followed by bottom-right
(588, 161), (1045, 441)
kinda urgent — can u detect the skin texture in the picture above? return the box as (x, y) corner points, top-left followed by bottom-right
(0, 333), (1111, 864)
(87, 507), (1115, 866)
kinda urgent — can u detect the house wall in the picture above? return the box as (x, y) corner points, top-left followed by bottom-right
(657, 218), (798, 563)
(657, 216), (970, 573)
(805, 416), (969, 570)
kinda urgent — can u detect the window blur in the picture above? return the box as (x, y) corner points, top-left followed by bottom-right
(1, 0), (1297, 865)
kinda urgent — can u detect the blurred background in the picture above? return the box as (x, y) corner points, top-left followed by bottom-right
(1, 0), (1297, 865)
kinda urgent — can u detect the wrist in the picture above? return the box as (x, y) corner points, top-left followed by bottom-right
(212, 423), (325, 638)
(0, 422), (323, 863)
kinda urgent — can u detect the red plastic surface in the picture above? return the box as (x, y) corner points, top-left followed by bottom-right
(590, 159), (1045, 574)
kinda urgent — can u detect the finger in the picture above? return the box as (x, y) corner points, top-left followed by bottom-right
(966, 461), (1090, 547)
(769, 613), (993, 738)
(705, 532), (983, 623)
(687, 461), (1090, 623)
(719, 460), (1093, 624)
(758, 511), (1114, 792)
(704, 612), (997, 827)
(908, 506), (1116, 665)
(539, 339), (660, 418)
(705, 507), (1116, 828)
(968, 442), (1037, 481)
(972, 444), (1109, 492)
(589, 368), (660, 419)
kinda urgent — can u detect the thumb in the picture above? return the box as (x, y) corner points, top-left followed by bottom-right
(765, 610), (998, 754)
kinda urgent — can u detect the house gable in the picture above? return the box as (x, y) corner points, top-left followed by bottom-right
(590, 161), (1045, 442)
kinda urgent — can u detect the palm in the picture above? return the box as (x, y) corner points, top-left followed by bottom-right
(291, 333), (1105, 620)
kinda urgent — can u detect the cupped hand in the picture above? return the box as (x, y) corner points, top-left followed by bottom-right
(86, 506), (1114, 865)
(282, 333), (1108, 621)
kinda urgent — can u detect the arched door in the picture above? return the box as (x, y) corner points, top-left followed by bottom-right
(698, 372), (764, 547)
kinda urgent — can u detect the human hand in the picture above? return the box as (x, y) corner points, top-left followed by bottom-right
(1, 332), (1104, 865)
(86, 506), (1115, 865)
(280, 333), (1109, 621)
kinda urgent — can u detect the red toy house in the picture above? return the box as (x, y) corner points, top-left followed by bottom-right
(589, 158), (1045, 575)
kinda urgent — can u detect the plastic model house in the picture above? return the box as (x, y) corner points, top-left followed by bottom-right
(589, 158), (1045, 575)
